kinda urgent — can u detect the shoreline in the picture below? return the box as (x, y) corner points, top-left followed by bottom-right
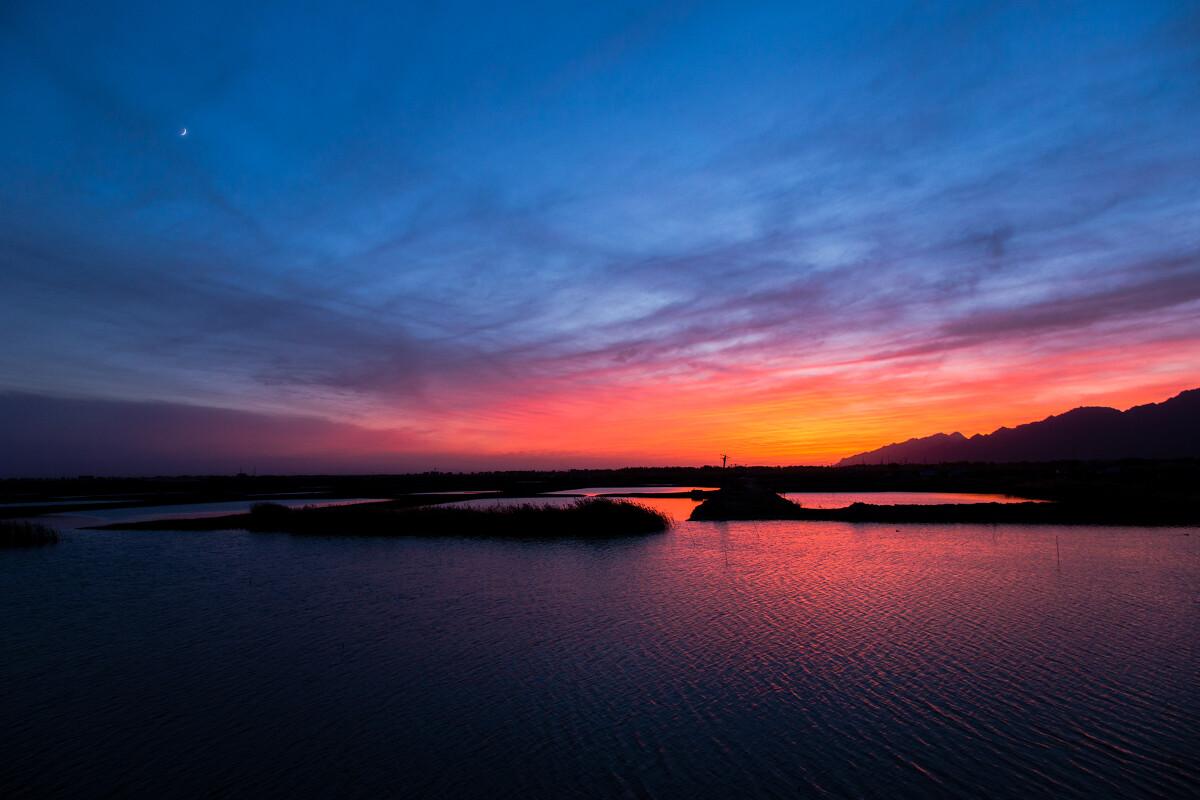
(88, 498), (673, 538)
(689, 483), (1198, 526)
(692, 500), (1197, 527)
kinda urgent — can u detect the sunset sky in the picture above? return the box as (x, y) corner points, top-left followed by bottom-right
(1, 1), (1198, 475)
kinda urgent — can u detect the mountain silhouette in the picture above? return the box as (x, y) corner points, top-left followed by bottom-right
(838, 388), (1200, 465)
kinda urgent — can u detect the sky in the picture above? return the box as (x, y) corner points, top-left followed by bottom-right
(1, 0), (1198, 476)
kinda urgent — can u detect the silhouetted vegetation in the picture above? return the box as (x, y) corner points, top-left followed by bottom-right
(8, 459), (1200, 528)
(96, 498), (672, 538)
(0, 520), (59, 547)
(689, 482), (803, 521)
(690, 482), (1199, 526)
(6, 459), (1200, 510)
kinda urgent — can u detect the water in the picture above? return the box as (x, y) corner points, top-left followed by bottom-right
(783, 491), (1040, 508)
(2, 519), (1196, 799)
(449, 490), (1038, 521)
(0, 499), (127, 508)
(32, 497), (389, 529)
(436, 484), (707, 519)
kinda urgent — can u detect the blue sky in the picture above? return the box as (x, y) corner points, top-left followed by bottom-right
(1, 1), (1198, 474)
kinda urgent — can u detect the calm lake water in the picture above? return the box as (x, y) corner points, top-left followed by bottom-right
(2, 511), (1196, 798)
(446, 491), (1037, 519)
(32, 497), (388, 530)
(782, 491), (1039, 508)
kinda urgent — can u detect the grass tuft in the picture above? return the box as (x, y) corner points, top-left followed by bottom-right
(0, 520), (60, 548)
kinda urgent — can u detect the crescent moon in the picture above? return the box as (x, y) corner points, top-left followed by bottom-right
(179, 128), (188, 137)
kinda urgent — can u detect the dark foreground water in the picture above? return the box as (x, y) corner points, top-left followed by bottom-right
(2, 519), (1197, 799)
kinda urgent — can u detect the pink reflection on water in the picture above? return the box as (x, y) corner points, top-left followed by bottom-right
(783, 491), (1042, 508)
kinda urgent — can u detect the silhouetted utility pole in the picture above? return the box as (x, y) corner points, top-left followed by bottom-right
(721, 453), (729, 468)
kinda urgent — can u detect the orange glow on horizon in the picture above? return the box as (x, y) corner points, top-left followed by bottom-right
(348, 336), (1200, 467)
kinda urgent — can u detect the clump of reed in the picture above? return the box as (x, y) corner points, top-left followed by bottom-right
(0, 520), (60, 548)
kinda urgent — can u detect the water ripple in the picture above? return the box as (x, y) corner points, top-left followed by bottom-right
(0, 522), (1196, 798)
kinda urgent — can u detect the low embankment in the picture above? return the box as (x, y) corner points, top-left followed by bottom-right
(690, 489), (1197, 526)
(92, 498), (672, 538)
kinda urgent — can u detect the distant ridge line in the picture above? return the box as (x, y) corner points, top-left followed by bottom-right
(837, 388), (1200, 465)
